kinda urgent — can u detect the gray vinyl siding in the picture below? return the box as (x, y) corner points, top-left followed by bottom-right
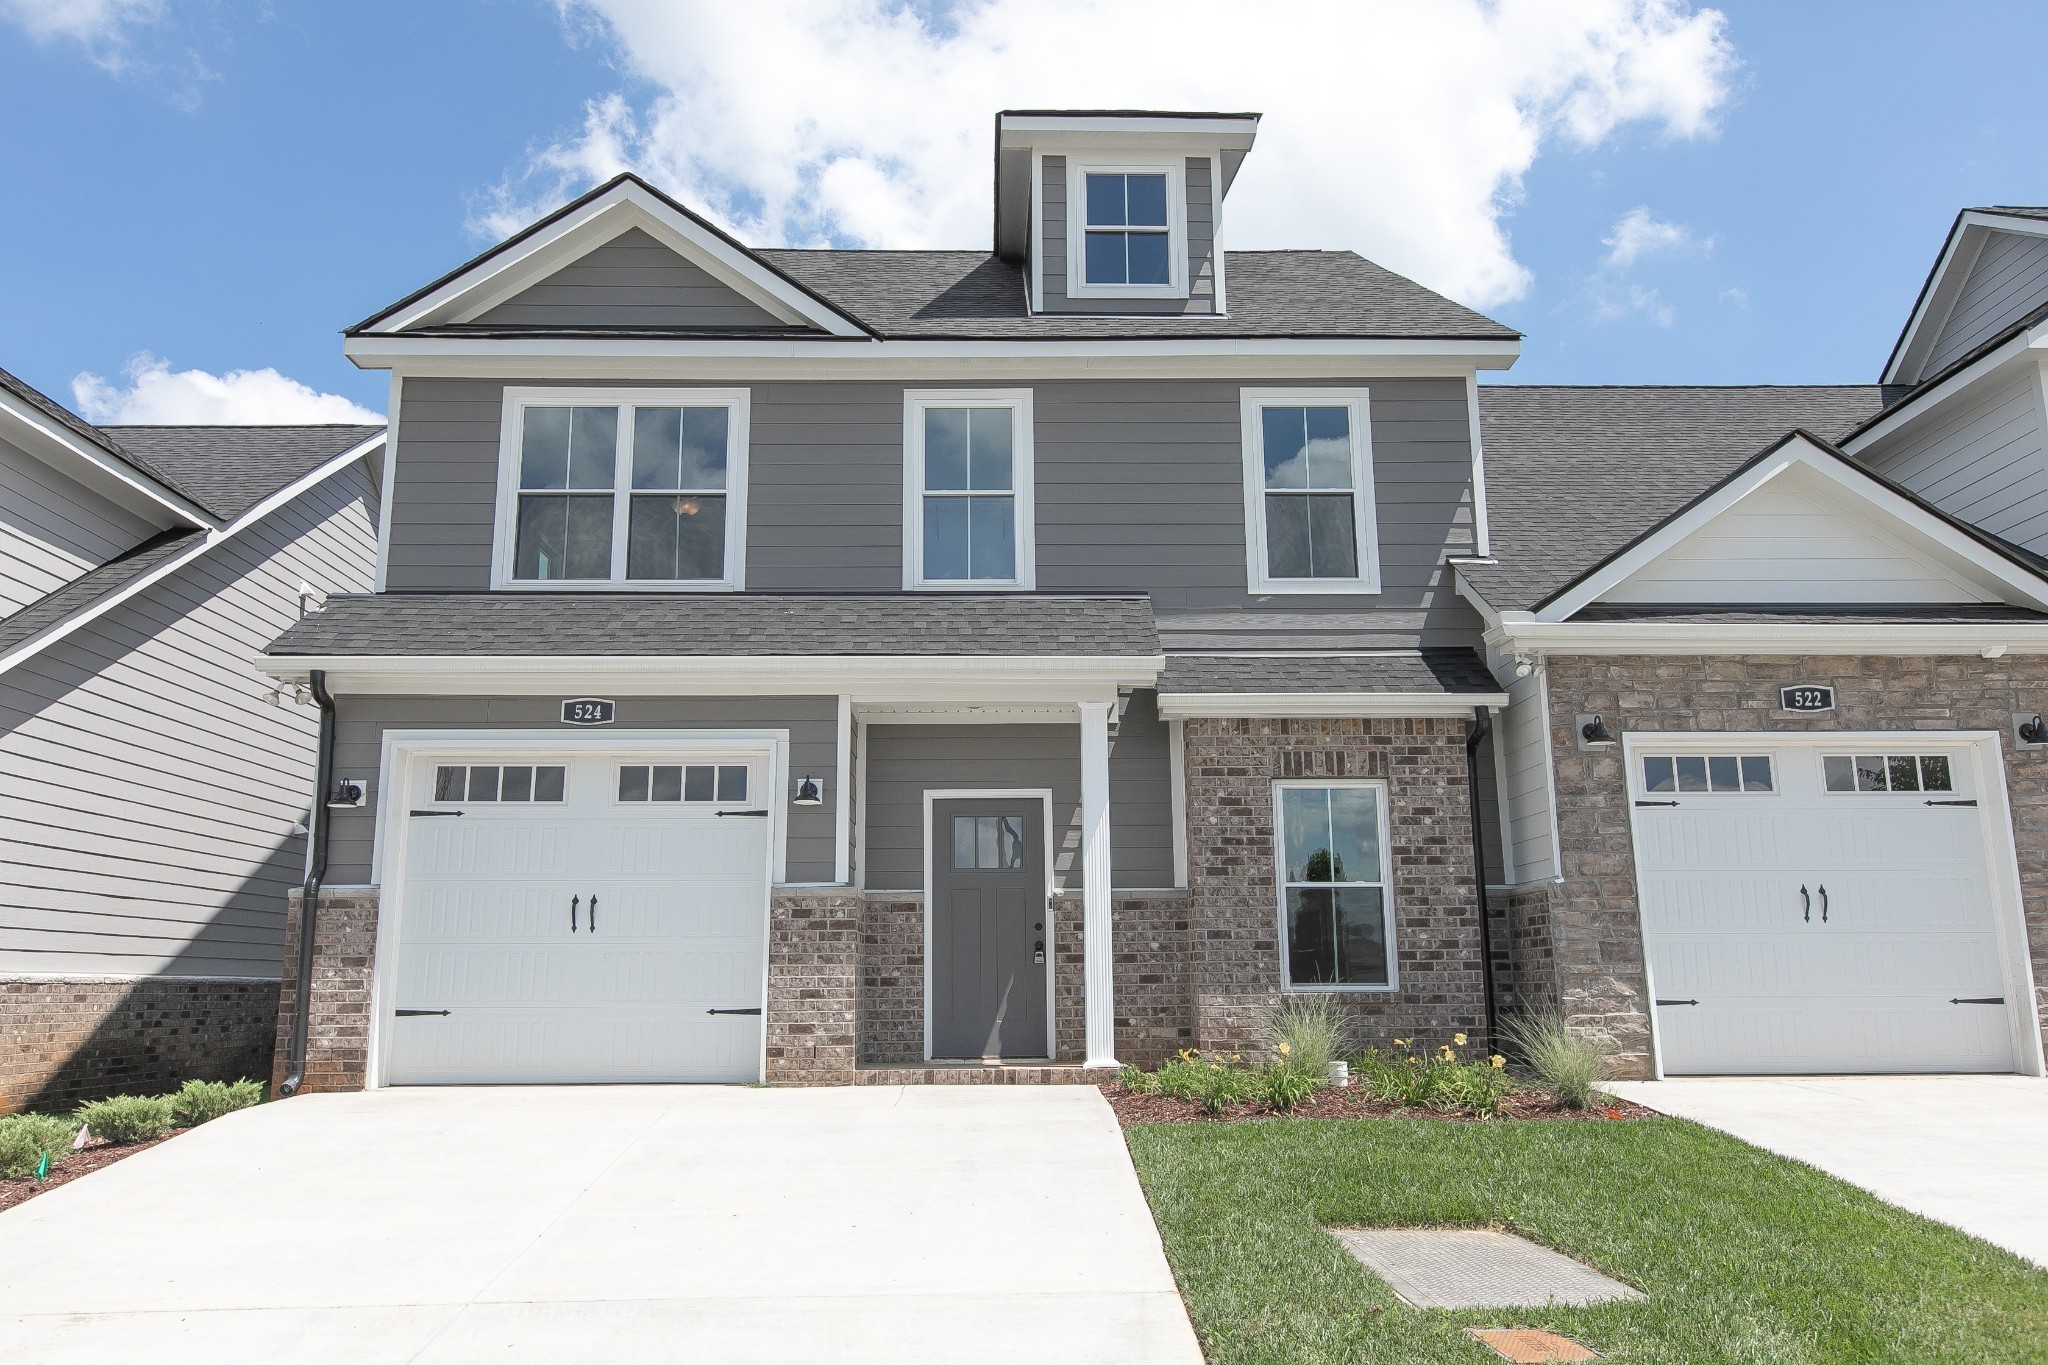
(1497, 670), (1556, 884)
(1040, 154), (1218, 315)
(1860, 362), (2048, 551)
(1924, 231), (2048, 376)
(471, 228), (788, 330)
(324, 695), (841, 885)
(0, 434), (158, 616)
(384, 376), (1484, 648)
(0, 464), (379, 978)
(860, 701), (1175, 892)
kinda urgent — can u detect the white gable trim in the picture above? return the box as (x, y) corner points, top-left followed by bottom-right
(364, 180), (868, 338)
(1886, 211), (2048, 386)
(0, 433), (385, 678)
(0, 389), (211, 528)
(1538, 435), (2048, 622)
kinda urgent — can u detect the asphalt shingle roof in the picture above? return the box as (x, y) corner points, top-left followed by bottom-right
(267, 593), (1161, 659)
(100, 425), (384, 521)
(1461, 386), (1890, 612)
(1159, 649), (1499, 696)
(0, 530), (205, 658)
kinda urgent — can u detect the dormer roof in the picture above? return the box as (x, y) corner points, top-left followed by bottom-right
(1882, 207), (2048, 386)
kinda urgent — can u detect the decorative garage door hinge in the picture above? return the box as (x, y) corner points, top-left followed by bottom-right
(1949, 997), (2004, 1005)
(1925, 799), (1977, 806)
(706, 1007), (763, 1016)
(1655, 998), (1700, 1006)
(395, 1009), (452, 1017)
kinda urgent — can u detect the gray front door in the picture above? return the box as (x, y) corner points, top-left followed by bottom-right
(930, 799), (1049, 1059)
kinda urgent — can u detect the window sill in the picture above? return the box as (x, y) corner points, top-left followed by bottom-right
(1248, 579), (1384, 597)
(489, 579), (744, 593)
(1283, 983), (1399, 994)
(907, 580), (1035, 593)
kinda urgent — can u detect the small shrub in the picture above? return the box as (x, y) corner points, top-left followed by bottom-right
(1118, 1064), (1161, 1095)
(1156, 1049), (1260, 1114)
(1500, 1009), (1612, 1110)
(1356, 1035), (1513, 1116)
(171, 1078), (264, 1127)
(1259, 1062), (1322, 1112)
(1266, 995), (1347, 1078)
(76, 1094), (176, 1144)
(0, 1113), (83, 1179)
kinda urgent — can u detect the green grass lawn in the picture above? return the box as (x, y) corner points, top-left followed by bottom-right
(1123, 1117), (2048, 1364)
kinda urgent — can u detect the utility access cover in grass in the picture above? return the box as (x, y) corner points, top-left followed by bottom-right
(1331, 1228), (1645, 1310)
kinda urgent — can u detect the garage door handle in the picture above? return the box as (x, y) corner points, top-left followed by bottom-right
(588, 894), (596, 933)
(1801, 885), (1810, 922)
(395, 1009), (451, 1017)
(1818, 884), (1828, 923)
(1951, 997), (2005, 1005)
(570, 895), (579, 933)
(707, 1007), (763, 1016)
(717, 809), (771, 818)
(1656, 999), (1699, 1006)
(1926, 799), (1977, 807)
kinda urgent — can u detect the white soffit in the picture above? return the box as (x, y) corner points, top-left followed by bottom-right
(1542, 436), (2048, 621)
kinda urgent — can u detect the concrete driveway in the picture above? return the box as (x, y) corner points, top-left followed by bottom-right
(0, 1085), (1202, 1364)
(1605, 1074), (2048, 1267)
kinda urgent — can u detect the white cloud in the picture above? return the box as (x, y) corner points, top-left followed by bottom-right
(1601, 205), (1695, 269)
(1586, 204), (1710, 325)
(71, 354), (384, 426)
(0, 0), (163, 71)
(476, 0), (1736, 310)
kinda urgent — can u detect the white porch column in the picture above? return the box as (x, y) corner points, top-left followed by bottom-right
(1079, 698), (1118, 1069)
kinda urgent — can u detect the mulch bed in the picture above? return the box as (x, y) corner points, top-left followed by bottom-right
(0, 1130), (186, 1214)
(1101, 1083), (1660, 1126)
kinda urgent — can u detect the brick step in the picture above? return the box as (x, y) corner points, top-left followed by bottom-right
(851, 1064), (1098, 1086)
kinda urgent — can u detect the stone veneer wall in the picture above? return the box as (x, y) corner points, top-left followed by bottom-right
(1182, 716), (1489, 1055)
(4, 976), (277, 1114)
(1541, 653), (2048, 1077)
(269, 887), (380, 1096)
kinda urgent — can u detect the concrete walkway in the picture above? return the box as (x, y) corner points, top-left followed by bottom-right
(0, 1086), (1203, 1364)
(1606, 1074), (2048, 1267)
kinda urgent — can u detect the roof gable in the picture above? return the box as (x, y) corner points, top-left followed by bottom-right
(1884, 209), (2048, 385)
(1540, 432), (2048, 620)
(350, 175), (871, 339)
(466, 227), (789, 332)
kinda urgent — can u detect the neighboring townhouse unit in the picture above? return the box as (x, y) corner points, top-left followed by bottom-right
(258, 110), (2046, 1093)
(0, 366), (383, 1111)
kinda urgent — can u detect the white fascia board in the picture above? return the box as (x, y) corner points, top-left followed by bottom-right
(1157, 690), (1505, 719)
(0, 433), (385, 678)
(374, 186), (866, 338)
(0, 391), (212, 529)
(1538, 437), (2048, 620)
(258, 652), (1164, 696)
(347, 335), (1519, 377)
(1488, 618), (2048, 656)
(998, 115), (1258, 148)
(1847, 325), (2048, 453)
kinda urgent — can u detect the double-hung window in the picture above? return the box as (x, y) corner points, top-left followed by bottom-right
(1066, 159), (1185, 298)
(496, 387), (749, 589)
(1240, 388), (1379, 593)
(1274, 781), (1396, 990)
(903, 390), (1035, 589)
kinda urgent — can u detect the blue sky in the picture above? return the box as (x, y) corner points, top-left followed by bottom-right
(0, 1), (2041, 421)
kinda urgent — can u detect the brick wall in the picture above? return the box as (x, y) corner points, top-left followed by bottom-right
(764, 890), (861, 1084)
(1182, 716), (1488, 1057)
(1490, 885), (1559, 1019)
(856, 897), (923, 1065)
(1113, 891), (1194, 1067)
(1542, 653), (2048, 1076)
(2, 976), (277, 1114)
(269, 887), (380, 1096)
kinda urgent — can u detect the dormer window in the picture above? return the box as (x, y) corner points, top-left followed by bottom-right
(1084, 173), (1170, 286)
(492, 387), (750, 591)
(1065, 157), (1186, 299)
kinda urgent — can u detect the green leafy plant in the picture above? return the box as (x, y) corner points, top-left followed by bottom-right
(1156, 1049), (1261, 1114)
(1119, 1064), (1161, 1095)
(1500, 1009), (1612, 1110)
(1266, 995), (1347, 1078)
(170, 1078), (265, 1128)
(0, 1113), (83, 1179)
(1259, 1062), (1322, 1111)
(75, 1094), (177, 1144)
(1356, 1035), (1513, 1116)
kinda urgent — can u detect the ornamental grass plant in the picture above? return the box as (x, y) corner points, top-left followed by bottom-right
(1499, 1009), (1613, 1110)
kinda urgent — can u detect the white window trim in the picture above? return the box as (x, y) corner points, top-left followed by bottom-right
(1065, 157), (1188, 300)
(1239, 386), (1381, 594)
(491, 385), (751, 592)
(1272, 778), (1399, 993)
(902, 389), (1037, 591)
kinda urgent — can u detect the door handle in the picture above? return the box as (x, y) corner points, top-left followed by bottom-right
(1818, 884), (1828, 923)
(571, 895), (580, 933)
(588, 894), (597, 934)
(1033, 939), (1045, 965)
(1801, 885), (1810, 922)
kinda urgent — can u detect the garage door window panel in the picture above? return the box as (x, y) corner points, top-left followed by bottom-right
(432, 764), (567, 804)
(1640, 754), (1774, 794)
(1275, 783), (1394, 989)
(616, 763), (750, 804)
(1823, 753), (1953, 793)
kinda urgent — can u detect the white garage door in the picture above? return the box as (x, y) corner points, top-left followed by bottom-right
(1632, 740), (2016, 1075)
(384, 749), (770, 1085)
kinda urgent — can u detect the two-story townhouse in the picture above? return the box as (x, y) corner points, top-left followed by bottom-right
(258, 111), (2048, 1095)
(260, 110), (1525, 1092)
(0, 365), (383, 1111)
